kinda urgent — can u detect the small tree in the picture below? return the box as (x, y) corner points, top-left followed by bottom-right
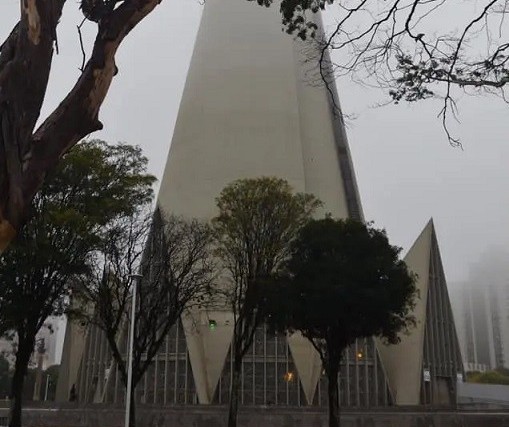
(212, 177), (320, 427)
(0, 140), (155, 427)
(268, 218), (417, 427)
(0, 355), (11, 399)
(79, 207), (215, 427)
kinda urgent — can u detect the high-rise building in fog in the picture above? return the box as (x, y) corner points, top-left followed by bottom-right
(450, 252), (509, 371)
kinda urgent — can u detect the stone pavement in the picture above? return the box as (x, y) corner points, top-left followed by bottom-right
(1, 405), (509, 427)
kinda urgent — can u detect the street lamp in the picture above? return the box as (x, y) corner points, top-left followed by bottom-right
(125, 273), (142, 427)
(44, 374), (50, 401)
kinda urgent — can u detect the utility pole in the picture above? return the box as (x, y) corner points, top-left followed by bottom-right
(125, 274), (142, 427)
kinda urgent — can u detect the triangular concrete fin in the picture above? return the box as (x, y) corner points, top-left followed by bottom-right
(287, 332), (322, 405)
(55, 318), (89, 402)
(421, 223), (464, 404)
(100, 320), (128, 403)
(376, 219), (433, 405)
(182, 309), (234, 403)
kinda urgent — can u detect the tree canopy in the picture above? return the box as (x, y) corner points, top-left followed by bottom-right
(267, 217), (417, 427)
(0, 139), (155, 332)
(280, 218), (417, 348)
(213, 176), (320, 427)
(0, 139), (155, 427)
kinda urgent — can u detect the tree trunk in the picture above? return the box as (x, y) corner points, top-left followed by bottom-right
(227, 355), (242, 427)
(327, 358), (341, 427)
(0, 0), (164, 256)
(0, 220), (15, 255)
(9, 335), (35, 427)
(129, 390), (136, 427)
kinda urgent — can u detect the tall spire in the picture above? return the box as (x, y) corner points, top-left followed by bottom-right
(157, 0), (368, 405)
(157, 0), (362, 220)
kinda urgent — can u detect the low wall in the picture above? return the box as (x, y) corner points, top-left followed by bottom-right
(1, 405), (509, 427)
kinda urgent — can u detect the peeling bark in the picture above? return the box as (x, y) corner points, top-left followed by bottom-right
(21, 0), (42, 45)
(0, 0), (64, 252)
(0, 219), (15, 253)
(0, 0), (163, 253)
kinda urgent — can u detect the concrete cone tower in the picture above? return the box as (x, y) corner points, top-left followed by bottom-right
(157, 0), (362, 221)
(157, 0), (372, 406)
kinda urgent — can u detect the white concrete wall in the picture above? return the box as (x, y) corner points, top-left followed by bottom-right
(55, 319), (87, 402)
(158, 0), (352, 220)
(376, 220), (433, 405)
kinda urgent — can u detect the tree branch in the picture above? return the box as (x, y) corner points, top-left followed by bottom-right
(0, 0), (163, 252)
(0, 1), (64, 250)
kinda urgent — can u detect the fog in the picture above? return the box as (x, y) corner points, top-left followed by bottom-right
(1, 0), (508, 288)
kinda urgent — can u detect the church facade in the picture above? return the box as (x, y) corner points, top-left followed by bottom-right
(57, 0), (463, 408)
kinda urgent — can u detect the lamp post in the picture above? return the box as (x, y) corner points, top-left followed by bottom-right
(44, 375), (50, 401)
(125, 274), (142, 427)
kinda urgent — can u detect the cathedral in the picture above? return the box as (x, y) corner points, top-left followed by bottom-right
(57, 0), (463, 408)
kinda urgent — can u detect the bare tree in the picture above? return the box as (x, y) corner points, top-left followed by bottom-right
(0, 139), (154, 427)
(77, 207), (215, 427)
(212, 177), (321, 427)
(272, 0), (509, 144)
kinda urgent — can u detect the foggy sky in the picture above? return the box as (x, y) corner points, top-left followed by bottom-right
(1, 0), (508, 283)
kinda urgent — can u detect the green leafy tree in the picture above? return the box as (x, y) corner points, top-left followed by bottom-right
(213, 177), (321, 427)
(0, 139), (155, 427)
(267, 218), (417, 427)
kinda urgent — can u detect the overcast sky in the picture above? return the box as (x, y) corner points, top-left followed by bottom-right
(1, 0), (508, 284)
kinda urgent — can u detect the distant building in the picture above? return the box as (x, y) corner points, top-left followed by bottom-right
(35, 318), (61, 369)
(0, 317), (61, 370)
(450, 249), (509, 371)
